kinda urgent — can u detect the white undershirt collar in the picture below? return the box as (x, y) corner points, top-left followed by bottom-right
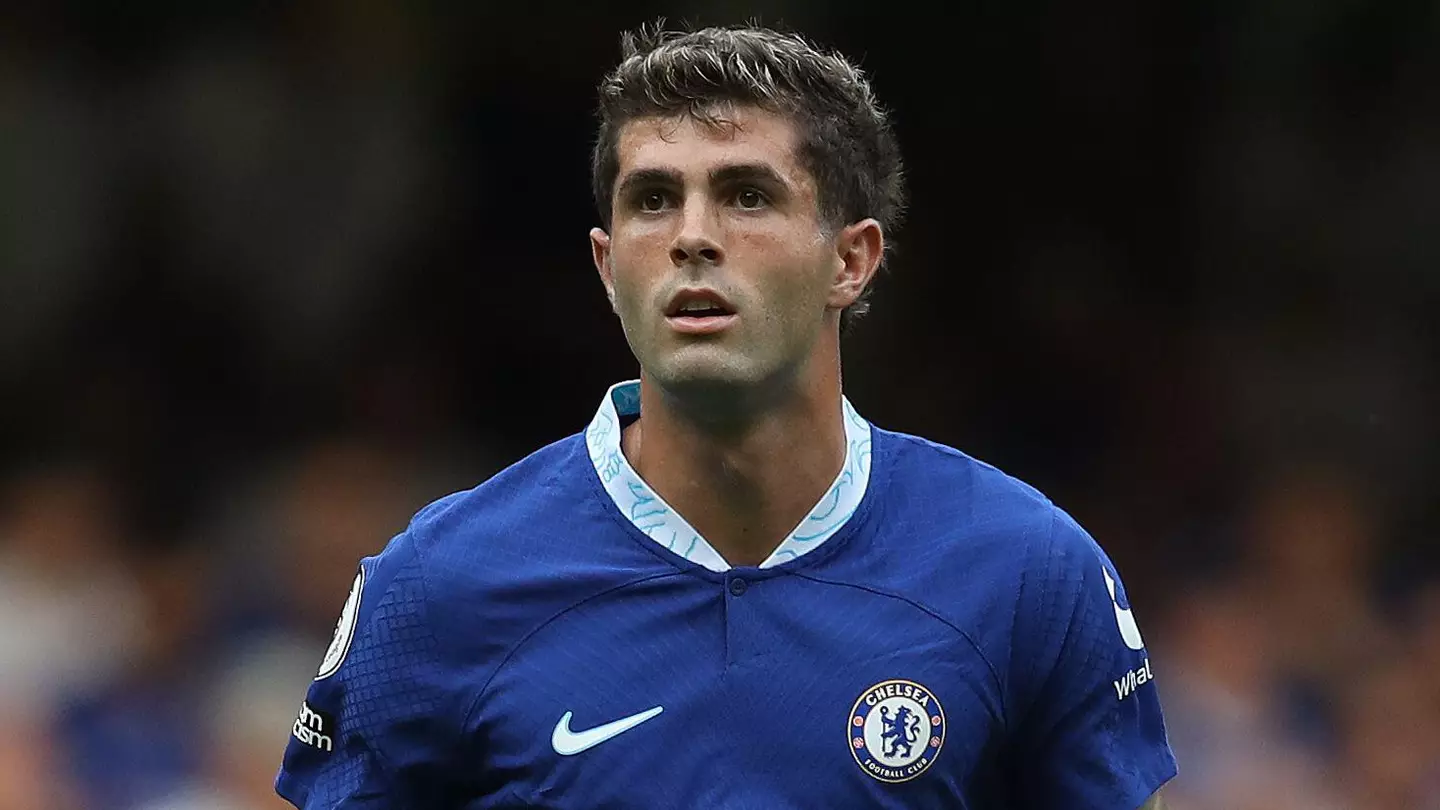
(584, 380), (873, 571)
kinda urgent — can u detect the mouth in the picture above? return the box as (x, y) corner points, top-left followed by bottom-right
(664, 289), (738, 335)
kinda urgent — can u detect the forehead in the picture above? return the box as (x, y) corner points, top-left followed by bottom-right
(614, 107), (810, 186)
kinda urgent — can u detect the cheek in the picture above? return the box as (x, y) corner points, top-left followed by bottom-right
(609, 271), (648, 319)
(606, 250), (659, 326)
(764, 250), (835, 319)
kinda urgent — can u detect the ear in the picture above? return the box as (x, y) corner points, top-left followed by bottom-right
(827, 218), (884, 310)
(590, 227), (617, 312)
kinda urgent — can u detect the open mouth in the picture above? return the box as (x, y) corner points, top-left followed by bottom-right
(665, 290), (738, 334)
(671, 302), (733, 318)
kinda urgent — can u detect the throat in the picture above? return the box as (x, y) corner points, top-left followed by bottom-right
(621, 408), (847, 568)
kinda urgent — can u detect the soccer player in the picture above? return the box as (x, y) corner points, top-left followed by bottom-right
(277, 23), (1176, 809)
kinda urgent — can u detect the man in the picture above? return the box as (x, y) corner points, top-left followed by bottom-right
(277, 23), (1176, 809)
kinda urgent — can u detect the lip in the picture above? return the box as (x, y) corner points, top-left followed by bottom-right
(664, 287), (737, 318)
(665, 313), (738, 335)
(663, 287), (738, 336)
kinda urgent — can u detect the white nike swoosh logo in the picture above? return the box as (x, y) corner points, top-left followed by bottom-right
(551, 705), (664, 756)
(1102, 566), (1147, 651)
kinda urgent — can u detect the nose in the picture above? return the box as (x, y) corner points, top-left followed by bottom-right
(669, 198), (724, 267)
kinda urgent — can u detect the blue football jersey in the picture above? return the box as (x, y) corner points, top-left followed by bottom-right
(276, 381), (1176, 809)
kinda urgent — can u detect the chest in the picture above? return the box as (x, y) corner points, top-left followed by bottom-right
(467, 575), (1009, 809)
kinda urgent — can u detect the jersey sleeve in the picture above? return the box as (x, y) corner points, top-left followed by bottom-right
(275, 527), (474, 809)
(1007, 509), (1177, 809)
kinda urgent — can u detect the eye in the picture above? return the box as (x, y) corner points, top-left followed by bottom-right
(639, 191), (669, 212)
(734, 188), (768, 210)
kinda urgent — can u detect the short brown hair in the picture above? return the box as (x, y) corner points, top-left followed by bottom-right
(591, 22), (906, 329)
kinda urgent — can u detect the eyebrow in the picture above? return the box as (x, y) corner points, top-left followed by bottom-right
(708, 162), (787, 190)
(615, 162), (791, 201)
(615, 167), (680, 202)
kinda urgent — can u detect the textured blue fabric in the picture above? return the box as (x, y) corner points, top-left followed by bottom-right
(276, 425), (1176, 809)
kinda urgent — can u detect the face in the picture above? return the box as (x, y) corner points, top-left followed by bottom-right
(591, 106), (881, 401)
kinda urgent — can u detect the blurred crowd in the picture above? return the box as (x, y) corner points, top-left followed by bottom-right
(2, 1), (1439, 808)
(1158, 463), (1440, 809)
(0, 441), (485, 810)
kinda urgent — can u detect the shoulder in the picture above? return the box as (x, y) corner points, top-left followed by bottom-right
(875, 426), (1114, 583)
(393, 431), (613, 585)
(844, 426), (1111, 637)
(868, 426), (1067, 562)
(277, 429), (660, 805)
(350, 432), (589, 602)
(357, 430), (660, 671)
(408, 432), (594, 548)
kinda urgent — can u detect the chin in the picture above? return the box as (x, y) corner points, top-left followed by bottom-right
(646, 348), (797, 406)
(649, 351), (762, 393)
(656, 366), (753, 395)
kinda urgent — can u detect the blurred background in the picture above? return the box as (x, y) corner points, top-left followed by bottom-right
(1, 1), (1437, 808)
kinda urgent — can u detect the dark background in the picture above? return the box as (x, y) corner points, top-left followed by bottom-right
(1, 2), (1437, 808)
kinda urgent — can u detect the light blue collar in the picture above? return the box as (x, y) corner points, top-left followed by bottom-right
(584, 380), (872, 571)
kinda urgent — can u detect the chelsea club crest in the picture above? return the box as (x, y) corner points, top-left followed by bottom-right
(849, 679), (945, 783)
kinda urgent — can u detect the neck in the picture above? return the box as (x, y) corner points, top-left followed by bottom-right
(622, 364), (847, 568)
